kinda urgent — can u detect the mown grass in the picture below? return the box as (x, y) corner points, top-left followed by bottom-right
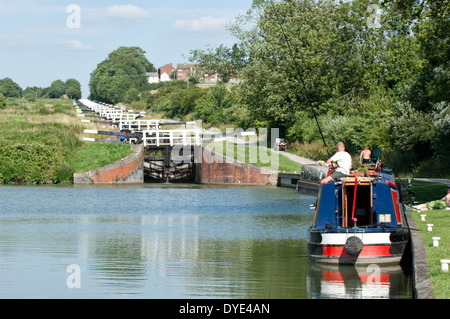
(411, 209), (450, 299)
(70, 142), (133, 173)
(408, 179), (449, 299)
(208, 141), (302, 173)
(0, 98), (133, 184)
(404, 179), (448, 204)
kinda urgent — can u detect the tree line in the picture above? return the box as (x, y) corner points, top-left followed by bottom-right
(0, 77), (82, 107)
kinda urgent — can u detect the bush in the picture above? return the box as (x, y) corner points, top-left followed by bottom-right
(53, 164), (75, 184)
(288, 140), (329, 161)
(0, 93), (6, 109)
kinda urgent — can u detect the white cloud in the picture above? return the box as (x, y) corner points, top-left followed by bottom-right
(173, 16), (229, 32)
(106, 5), (150, 21)
(67, 40), (94, 50)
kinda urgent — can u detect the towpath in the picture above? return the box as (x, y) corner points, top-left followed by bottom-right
(275, 150), (316, 166)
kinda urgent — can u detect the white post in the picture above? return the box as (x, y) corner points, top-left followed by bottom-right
(427, 224), (434, 232)
(196, 130), (201, 146)
(441, 260), (450, 272)
(420, 214), (426, 221)
(432, 237), (441, 247)
(156, 124), (160, 147)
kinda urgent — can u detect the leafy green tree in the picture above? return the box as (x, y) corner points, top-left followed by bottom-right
(386, 0), (449, 112)
(125, 87), (140, 104)
(388, 101), (435, 153)
(146, 81), (206, 119)
(65, 79), (82, 100)
(48, 80), (66, 99)
(230, 0), (428, 142)
(23, 87), (45, 100)
(187, 43), (248, 82)
(194, 83), (234, 123)
(0, 78), (22, 98)
(431, 102), (450, 166)
(231, 0), (345, 131)
(89, 46), (155, 104)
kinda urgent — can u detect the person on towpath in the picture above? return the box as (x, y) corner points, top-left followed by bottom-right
(412, 186), (450, 211)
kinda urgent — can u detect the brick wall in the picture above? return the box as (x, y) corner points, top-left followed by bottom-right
(74, 144), (144, 184)
(197, 146), (278, 185)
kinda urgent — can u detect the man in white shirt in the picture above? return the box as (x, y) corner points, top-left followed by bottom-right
(320, 141), (352, 184)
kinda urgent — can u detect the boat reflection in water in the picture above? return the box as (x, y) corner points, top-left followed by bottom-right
(307, 262), (412, 299)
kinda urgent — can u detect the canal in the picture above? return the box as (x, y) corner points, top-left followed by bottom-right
(0, 184), (412, 299)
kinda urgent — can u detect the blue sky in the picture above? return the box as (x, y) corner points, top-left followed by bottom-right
(0, 0), (254, 97)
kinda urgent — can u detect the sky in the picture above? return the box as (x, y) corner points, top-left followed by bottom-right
(0, 0), (254, 97)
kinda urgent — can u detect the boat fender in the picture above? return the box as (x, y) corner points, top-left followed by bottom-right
(344, 236), (364, 256)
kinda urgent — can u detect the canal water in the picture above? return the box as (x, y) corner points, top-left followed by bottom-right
(0, 184), (412, 299)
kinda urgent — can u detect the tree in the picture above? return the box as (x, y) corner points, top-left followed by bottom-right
(187, 43), (248, 82)
(431, 102), (450, 166)
(194, 82), (234, 123)
(230, 0), (342, 129)
(380, 0), (448, 111)
(0, 78), (22, 98)
(23, 86), (45, 100)
(389, 101), (435, 153)
(48, 80), (66, 99)
(125, 88), (140, 104)
(65, 79), (82, 100)
(89, 46), (155, 104)
(230, 0), (426, 136)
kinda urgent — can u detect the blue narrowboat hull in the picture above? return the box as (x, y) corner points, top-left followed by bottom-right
(304, 169), (410, 265)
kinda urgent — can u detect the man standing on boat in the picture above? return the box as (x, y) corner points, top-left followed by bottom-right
(320, 141), (352, 184)
(359, 145), (371, 166)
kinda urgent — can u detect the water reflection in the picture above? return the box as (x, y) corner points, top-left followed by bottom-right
(307, 262), (412, 299)
(0, 185), (411, 298)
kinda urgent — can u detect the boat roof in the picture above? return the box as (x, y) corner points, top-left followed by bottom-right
(335, 172), (396, 186)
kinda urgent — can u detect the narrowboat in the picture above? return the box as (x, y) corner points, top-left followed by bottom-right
(306, 164), (410, 265)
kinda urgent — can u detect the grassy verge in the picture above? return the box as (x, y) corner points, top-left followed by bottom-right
(404, 179), (448, 204)
(0, 98), (133, 184)
(411, 209), (450, 299)
(70, 142), (133, 173)
(407, 179), (449, 299)
(208, 141), (302, 173)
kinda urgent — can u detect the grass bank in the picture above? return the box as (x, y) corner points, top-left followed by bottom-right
(407, 179), (449, 299)
(411, 209), (450, 299)
(0, 98), (133, 184)
(70, 142), (134, 173)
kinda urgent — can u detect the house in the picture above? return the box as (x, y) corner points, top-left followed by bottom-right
(176, 63), (194, 81)
(159, 63), (175, 83)
(203, 73), (219, 82)
(146, 72), (159, 84)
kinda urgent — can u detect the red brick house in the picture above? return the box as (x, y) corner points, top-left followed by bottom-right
(176, 63), (194, 81)
(159, 63), (176, 82)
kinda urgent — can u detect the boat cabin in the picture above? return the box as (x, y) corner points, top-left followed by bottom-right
(314, 174), (403, 230)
